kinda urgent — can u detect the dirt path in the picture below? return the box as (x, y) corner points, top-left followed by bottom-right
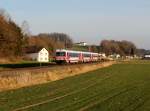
(0, 61), (115, 92)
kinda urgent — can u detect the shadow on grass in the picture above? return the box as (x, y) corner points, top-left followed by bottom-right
(0, 62), (55, 68)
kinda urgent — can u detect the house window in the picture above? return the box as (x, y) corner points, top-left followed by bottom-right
(45, 58), (47, 60)
(45, 53), (47, 55)
(40, 58), (43, 60)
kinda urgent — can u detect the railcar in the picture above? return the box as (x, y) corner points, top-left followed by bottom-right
(55, 49), (82, 63)
(55, 49), (99, 63)
(91, 53), (99, 62)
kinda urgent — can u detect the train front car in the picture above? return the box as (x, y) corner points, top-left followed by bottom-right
(55, 49), (67, 64)
(55, 49), (82, 64)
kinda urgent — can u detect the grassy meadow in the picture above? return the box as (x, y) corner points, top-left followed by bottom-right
(0, 60), (150, 111)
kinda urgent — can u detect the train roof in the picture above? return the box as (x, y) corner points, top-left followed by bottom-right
(56, 49), (81, 53)
(56, 49), (98, 54)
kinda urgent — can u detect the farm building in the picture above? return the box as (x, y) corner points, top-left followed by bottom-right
(99, 53), (106, 58)
(143, 55), (150, 60)
(144, 55), (150, 58)
(109, 54), (121, 59)
(25, 47), (49, 62)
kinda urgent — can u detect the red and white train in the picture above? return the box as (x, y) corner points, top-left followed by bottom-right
(55, 49), (103, 63)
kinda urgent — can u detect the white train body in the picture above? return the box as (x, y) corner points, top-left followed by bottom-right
(55, 49), (99, 63)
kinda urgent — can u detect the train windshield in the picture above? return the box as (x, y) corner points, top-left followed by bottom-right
(56, 52), (66, 56)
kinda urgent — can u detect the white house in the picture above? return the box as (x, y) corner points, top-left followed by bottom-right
(144, 55), (150, 58)
(26, 48), (49, 62)
(76, 42), (87, 46)
(109, 54), (121, 59)
(143, 55), (150, 60)
(99, 53), (106, 58)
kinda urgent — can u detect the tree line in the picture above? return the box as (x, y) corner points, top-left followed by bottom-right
(100, 40), (137, 56)
(27, 33), (73, 56)
(0, 9), (26, 58)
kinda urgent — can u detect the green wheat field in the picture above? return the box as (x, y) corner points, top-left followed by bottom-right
(0, 60), (150, 111)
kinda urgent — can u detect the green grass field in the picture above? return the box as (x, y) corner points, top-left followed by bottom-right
(0, 61), (150, 111)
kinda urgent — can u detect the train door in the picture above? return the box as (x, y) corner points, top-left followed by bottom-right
(89, 53), (92, 62)
(66, 52), (70, 63)
(79, 53), (83, 62)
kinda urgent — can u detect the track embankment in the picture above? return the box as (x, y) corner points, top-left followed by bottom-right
(0, 61), (115, 92)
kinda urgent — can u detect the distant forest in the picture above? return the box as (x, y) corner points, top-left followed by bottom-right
(0, 9), (149, 62)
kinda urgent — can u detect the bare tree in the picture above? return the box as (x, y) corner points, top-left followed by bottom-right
(21, 20), (31, 36)
(0, 9), (11, 22)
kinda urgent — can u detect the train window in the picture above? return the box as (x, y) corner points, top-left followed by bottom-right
(93, 54), (98, 57)
(83, 54), (91, 57)
(69, 53), (79, 57)
(56, 52), (66, 56)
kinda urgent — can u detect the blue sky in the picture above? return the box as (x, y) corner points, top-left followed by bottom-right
(0, 0), (150, 49)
